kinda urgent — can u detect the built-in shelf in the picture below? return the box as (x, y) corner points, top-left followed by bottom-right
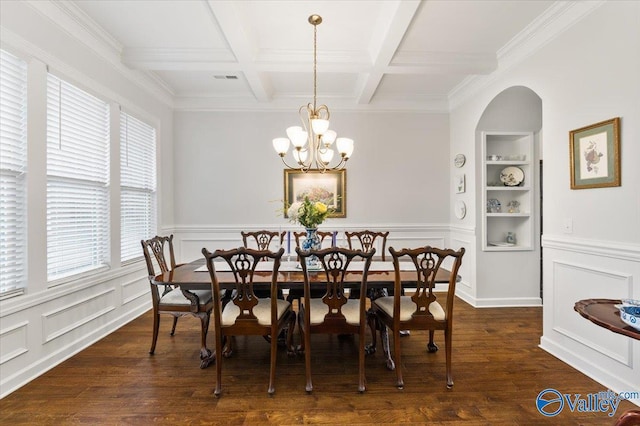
(482, 132), (535, 251)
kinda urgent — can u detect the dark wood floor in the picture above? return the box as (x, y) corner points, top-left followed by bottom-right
(1, 296), (636, 425)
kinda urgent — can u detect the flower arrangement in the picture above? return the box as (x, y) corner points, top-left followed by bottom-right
(287, 196), (331, 229)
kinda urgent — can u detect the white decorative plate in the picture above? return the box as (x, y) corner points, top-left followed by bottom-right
(454, 200), (466, 219)
(619, 307), (640, 331)
(500, 166), (524, 186)
(454, 154), (466, 168)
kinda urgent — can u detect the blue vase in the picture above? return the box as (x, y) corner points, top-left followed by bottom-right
(302, 227), (321, 269)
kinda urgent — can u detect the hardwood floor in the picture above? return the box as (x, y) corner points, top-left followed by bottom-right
(1, 296), (636, 425)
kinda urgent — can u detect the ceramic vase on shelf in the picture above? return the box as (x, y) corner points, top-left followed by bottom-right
(302, 227), (322, 269)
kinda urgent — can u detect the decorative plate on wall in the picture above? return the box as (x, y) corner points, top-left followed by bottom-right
(454, 200), (466, 219)
(454, 154), (466, 168)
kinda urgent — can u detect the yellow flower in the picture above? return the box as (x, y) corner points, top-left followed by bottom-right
(315, 202), (327, 214)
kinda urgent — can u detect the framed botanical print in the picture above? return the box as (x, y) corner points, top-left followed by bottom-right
(569, 117), (620, 189)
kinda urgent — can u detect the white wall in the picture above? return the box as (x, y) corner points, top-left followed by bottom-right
(0, 2), (173, 397)
(450, 1), (639, 403)
(171, 110), (455, 262)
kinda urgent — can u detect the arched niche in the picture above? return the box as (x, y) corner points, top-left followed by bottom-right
(474, 85), (543, 304)
(477, 86), (542, 132)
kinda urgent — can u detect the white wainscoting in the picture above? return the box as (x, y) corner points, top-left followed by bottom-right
(540, 235), (640, 406)
(0, 264), (150, 398)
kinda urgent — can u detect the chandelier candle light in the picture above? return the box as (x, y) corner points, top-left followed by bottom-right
(272, 14), (354, 173)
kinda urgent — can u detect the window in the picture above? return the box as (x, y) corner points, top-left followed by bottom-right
(46, 74), (110, 281)
(120, 112), (157, 262)
(0, 50), (27, 295)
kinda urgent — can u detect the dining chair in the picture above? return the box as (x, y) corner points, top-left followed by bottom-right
(345, 230), (389, 261)
(345, 230), (390, 301)
(202, 246), (295, 396)
(370, 246), (465, 389)
(296, 246), (375, 393)
(241, 230), (286, 299)
(141, 235), (215, 368)
(241, 230), (285, 255)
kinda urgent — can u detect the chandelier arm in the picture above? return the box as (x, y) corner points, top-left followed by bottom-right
(279, 156), (300, 170)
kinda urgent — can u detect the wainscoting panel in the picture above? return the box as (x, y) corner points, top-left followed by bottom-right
(42, 288), (115, 344)
(0, 320), (29, 365)
(552, 260), (632, 365)
(541, 235), (640, 404)
(0, 266), (150, 398)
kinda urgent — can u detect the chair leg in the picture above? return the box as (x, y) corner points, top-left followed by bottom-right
(170, 316), (178, 336)
(199, 313), (213, 369)
(365, 310), (377, 355)
(286, 312), (296, 356)
(358, 325), (366, 393)
(297, 310), (305, 353)
(149, 312), (160, 354)
(445, 328), (453, 389)
(300, 310), (312, 393)
(427, 329), (438, 352)
(214, 332), (223, 397)
(223, 336), (235, 358)
(268, 326), (278, 395)
(393, 328), (404, 389)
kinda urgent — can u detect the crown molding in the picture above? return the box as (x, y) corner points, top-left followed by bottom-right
(448, 1), (607, 110)
(24, 0), (174, 107)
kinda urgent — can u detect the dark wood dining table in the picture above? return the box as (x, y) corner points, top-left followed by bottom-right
(574, 299), (640, 425)
(152, 258), (455, 368)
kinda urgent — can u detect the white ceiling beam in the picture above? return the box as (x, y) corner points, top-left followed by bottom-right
(205, 0), (271, 102)
(356, 0), (422, 104)
(121, 48), (238, 71)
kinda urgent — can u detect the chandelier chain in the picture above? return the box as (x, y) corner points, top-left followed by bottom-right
(313, 22), (317, 113)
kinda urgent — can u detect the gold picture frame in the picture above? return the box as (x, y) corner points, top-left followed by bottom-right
(284, 169), (346, 218)
(569, 117), (620, 190)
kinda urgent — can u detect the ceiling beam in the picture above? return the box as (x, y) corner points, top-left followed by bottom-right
(205, 0), (272, 102)
(356, 0), (421, 105)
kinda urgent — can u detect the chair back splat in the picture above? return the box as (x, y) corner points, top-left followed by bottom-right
(345, 230), (389, 260)
(241, 230), (285, 252)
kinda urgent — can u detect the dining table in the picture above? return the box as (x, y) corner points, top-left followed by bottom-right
(152, 257), (456, 368)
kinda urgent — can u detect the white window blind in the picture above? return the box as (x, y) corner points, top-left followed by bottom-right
(0, 50), (27, 295)
(120, 111), (156, 262)
(46, 73), (110, 281)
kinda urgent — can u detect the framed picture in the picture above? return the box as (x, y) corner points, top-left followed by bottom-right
(455, 174), (465, 193)
(569, 117), (621, 189)
(284, 169), (346, 218)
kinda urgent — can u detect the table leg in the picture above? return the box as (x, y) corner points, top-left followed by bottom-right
(379, 324), (395, 370)
(199, 347), (215, 369)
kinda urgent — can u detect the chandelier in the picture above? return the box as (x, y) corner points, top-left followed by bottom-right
(272, 14), (354, 173)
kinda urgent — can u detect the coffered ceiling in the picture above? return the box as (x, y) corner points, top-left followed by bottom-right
(48, 0), (569, 112)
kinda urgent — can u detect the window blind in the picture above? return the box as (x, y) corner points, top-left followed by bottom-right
(120, 112), (157, 262)
(46, 73), (110, 281)
(0, 50), (27, 295)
